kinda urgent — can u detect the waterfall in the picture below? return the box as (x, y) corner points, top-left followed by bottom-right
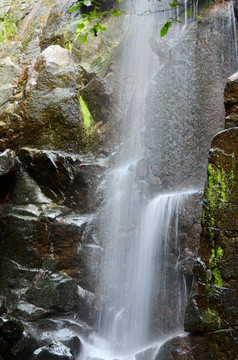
(80, 0), (237, 358)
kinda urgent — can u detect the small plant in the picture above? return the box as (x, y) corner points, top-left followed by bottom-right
(0, 14), (17, 43)
(69, 0), (125, 43)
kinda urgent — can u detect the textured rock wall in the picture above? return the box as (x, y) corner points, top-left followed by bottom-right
(155, 73), (238, 359)
(0, 0), (237, 358)
(0, 0), (124, 358)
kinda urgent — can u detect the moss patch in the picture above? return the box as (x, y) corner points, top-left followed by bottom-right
(203, 308), (222, 329)
(0, 14), (17, 43)
(207, 162), (228, 209)
(79, 96), (91, 128)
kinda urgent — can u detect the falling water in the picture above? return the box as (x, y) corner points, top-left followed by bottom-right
(80, 0), (237, 358)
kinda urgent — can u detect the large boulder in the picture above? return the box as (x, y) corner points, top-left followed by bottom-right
(17, 147), (105, 211)
(155, 330), (238, 360)
(24, 271), (78, 312)
(0, 45), (89, 152)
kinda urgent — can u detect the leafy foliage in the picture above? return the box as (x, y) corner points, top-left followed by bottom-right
(69, 0), (211, 41)
(69, 0), (125, 43)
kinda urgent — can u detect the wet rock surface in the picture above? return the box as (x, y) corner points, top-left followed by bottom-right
(155, 330), (238, 360)
(0, 0), (237, 359)
(146, 14), (236, 195)
(30, 341), (75, 360)
(159, 73), (238, 359)
(0, 0), (118, 356)
(0, 145), (103, 358)
(184, 127), (238, 333)
(225, 72), (238, 128)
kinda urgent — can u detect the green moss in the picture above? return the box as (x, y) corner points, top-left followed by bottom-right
(217, 246), (223, 257)
(212, 267), (223, 287)
(207, 163), (228, 209)
(208, 245), (223, 287)
(0, 14), (18, 43)
(203, 308), (222, 329)
(79, 96), (91, 128)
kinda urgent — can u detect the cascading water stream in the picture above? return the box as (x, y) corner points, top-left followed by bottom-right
(80, 0), (237, 358)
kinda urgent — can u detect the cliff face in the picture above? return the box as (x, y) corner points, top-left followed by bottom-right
(156, 74), (238, 359)
(0, 0), (237, 359)
(0, 1), (123, 358)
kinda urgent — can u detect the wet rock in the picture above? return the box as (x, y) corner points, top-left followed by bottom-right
(0, 149), (16, 203)
(11, 330), (41, 359)
(0, 297), (6, 315)
(0, 149), (15, 175)
(40, 329), (81, 358)
(155, 330), (238, 360)
(79, 68), (112, 125)
(50, 214), (88, 279)
(224, 72), (238, 108)
(146, 13), (234, 194)
(135, 345), (158, 360)
(136, 157), (148, 180)
(39, 0), (77, 52)
(0, 57), (20, 109)
(0, 202), (89, 304)
(30, 341), (74, 360)
(13, 169), (52, 205)
(224, 72), (238, 128)
(31, 316), (92, 340)
(0, 336), (8, 357)
(234, 1), (238, 21)
(0, 208), (52, 269)
(13, 301), (51, 321)
(177, 254), (197, 275)
(17, 147), (104, 211)
(1, 45), (86, 153)
(192, 257), (207, 282)
(0, 318), (24, 345)
(0, 257), (39, 307)
(74, 285), (95, 325)
(25, 270), (78, 312)
(184, 127), (238, 333)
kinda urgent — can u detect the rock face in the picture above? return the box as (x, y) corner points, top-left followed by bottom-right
(184, 127), (238, 333)
(0, 0), (237, 359)
(0, 0), (121, 358)
(156, 74), (238, 358)
(156, 330), (238, 360)
(146, 13), (236, 194)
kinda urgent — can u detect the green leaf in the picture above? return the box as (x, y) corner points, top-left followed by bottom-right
(187, 9), (191, 16)
(118, 0), (124, 2)
(204, 1), (210, 8)
(98, 25), (106, 31)
(160, 25), (168, 37)
(69, 4), (81, 13)
(77, 23), (86, 29)
(169, 1), (182, 7)
(81, 33), (88, 43)
(160, 22), (172, 37)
